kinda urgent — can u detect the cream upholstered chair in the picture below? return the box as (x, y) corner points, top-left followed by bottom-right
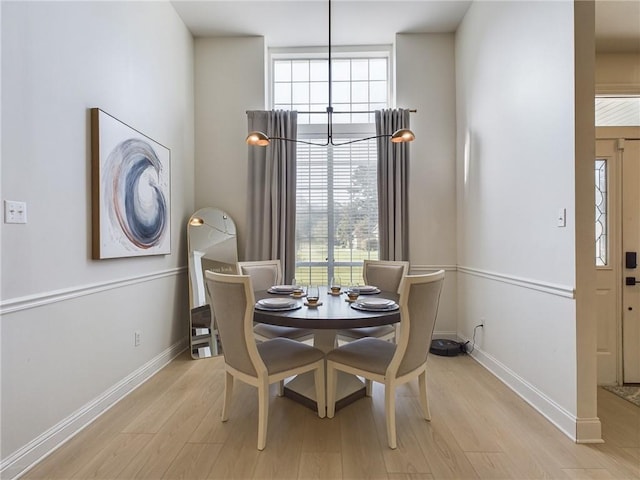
(337, 260), (410, 343)
(237, 260), (313, 343)
(236, 260), (282, 291)
(327, 270), (444, 449)
(205, 271), (326, 450)
(363, 259), (410, 293)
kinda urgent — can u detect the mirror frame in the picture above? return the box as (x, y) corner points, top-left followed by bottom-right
(187, 207), (238, 358)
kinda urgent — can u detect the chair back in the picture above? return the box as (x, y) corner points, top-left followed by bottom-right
(205, 271), (265, 377)
(391, 270), (445, 377)
(237, 260), (283, 292)
(363, 260), (410, 293)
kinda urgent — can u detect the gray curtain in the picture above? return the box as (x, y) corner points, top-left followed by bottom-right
(245, 110), (297, 283)
(375, 108), (410, 261)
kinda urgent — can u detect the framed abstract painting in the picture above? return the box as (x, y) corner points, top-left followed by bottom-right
(91, 108), (171, 259)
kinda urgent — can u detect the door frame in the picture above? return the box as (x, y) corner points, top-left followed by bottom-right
(596, 126), (640, 385)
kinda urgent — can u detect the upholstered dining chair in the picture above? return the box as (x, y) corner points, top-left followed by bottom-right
(337, 260), (410, 343)
(205, 271), (326, 451)
(327, 270), (445, 449)
(236, 260), (282, 291)
(237, 260), (313, 343)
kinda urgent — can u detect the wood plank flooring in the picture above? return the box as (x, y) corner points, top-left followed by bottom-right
(21, 352), (640, 479)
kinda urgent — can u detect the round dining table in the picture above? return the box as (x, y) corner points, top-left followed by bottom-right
(253, 287), (400, 412)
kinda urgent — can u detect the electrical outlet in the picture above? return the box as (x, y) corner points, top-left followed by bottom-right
(134, 331), (142, 347)
(4, 200), (27, 224)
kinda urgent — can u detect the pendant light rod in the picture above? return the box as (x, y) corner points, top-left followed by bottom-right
(328, 0), (332, 112)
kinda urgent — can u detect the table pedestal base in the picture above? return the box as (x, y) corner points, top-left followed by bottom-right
(283, 370), (366, 412)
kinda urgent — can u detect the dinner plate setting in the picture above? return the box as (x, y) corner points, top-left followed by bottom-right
(350, 297), (399, 312)
(267, 285), (294, 294)
(356, 285), (381, 295)
(255, 297), (302, 311)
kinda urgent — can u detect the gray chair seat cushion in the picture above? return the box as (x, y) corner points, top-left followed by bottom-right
(326, 337), (396, 375)
(254, 323), (313, 340)
(258, 338), (325, 375)
(338, 325), (395, 340)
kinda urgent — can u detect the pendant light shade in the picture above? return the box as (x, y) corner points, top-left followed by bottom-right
(390, 129), (416, 143)
(246, 131), (270, 147)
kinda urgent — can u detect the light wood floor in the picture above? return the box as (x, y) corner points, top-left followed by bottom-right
(22, 352), (639, 480)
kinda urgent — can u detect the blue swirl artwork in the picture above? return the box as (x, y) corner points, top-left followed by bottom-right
(97, 110), (170, 258)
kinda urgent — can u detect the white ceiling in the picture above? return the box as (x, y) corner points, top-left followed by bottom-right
(171, 0), (471, 47)
(171, 0), (640, 52)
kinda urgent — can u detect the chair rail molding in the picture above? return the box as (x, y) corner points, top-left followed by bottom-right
(0, 267), (187, 315)
(410, 264), (457, 274)
(457, 265), (575, 299)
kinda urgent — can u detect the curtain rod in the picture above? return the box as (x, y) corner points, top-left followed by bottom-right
(247, 109), (417, 114)
(300, 109), (417, 115)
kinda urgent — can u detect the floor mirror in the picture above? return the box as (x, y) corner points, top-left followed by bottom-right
(187, 207), (238, 358)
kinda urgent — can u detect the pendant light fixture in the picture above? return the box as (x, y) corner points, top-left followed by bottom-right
(246, 0), (415, 148)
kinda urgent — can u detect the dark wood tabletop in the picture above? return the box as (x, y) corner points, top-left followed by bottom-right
(253, 288), (400, 329)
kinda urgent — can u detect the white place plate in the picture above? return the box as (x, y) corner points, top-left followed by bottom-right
(258, 298), (297, 309)
(350, 302), (399, 312)
(255, 304), (302, 312)
(357, 288), (381, 295)
(358, 285), (378, 292)
(269, 285), (294, 293)
(357, 298), (396, 309)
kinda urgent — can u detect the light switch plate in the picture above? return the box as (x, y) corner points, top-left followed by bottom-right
(4, 200), (27, 224)
(557, 208), (566, 227)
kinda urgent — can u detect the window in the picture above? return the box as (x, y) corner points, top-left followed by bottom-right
(271, 50), (391, 284)
(595, 158), (608, 266)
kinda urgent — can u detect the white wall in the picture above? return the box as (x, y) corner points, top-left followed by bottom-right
(1, 1), (194, 475)
(194, 36), (265, 261)
(455, 1), (585, 439)
(396, 33), (458, 335)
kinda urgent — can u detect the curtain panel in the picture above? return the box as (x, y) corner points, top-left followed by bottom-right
(375, 109), (410, 261)
(245, 110), (298, 283)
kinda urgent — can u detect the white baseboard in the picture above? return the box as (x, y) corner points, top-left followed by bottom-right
(1, 340), (187, 480)
(576, 417), (604, 444)
(468, 345), (581, 442)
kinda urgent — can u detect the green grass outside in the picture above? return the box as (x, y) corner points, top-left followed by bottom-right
(294, 245), (378, 285)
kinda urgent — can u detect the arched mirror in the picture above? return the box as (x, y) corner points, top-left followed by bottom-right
(187, 207), (238, 358)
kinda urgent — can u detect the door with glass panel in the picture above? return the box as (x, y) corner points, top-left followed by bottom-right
(595, 130), (640, 384)
(595, 97), (640, 384)
(595, 138), (620, 385)
(621, 138), (640, 382)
